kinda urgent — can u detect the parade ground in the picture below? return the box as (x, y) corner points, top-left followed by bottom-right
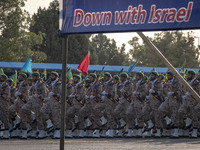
(1, 138), (200, 150)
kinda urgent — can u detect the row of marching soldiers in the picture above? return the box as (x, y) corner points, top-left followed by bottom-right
(0, 69), (199, 139)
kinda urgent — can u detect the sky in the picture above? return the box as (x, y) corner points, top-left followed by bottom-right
(23, 0), (200, 52)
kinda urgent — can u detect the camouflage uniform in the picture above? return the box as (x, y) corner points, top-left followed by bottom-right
(0, 81), (11, 130)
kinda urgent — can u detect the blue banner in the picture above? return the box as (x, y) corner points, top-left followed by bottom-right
(60, 0), (200, 35)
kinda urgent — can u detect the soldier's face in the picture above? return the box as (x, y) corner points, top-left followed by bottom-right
(18, 75), (23, 81)
(121, 76), (126, 82)
(89, 76), (95, 82)
(150, 74), (156, 81)
(187, 74), (194, 81)
(167, 74), (173, 80)
(33, 76), (38, 82)
(85, 82), (90, 88)
(104, 75), (110, 81)
(74, 77), (79, 83)
(51, 75), (56, 81)
(28, 80), (33, 86)
(0, 76), (4, 82)
(136, 74), (141, 81)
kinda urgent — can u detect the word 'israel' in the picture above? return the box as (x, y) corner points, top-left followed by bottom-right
(73, 2), (193, 27)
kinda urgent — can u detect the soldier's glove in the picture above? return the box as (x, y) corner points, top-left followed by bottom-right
(133, 91), (140, 95)
(69, 94), (75, 98)
(102, 91), (108, 95)
(90, 95), (95, 99)
(149, 89), (155, 94)
(49, 91), (55, 96)
(33, 93), (40, 98)
(120, 88), (125, 93)
(15, 91), (22, 97)
(167, 92), (174, 96)
(85, 95), (89, 99)
(185, 91), (190, 96)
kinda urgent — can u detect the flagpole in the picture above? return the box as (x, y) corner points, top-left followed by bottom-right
(60, 36), (68, 150)
(137, 32), (200, 102)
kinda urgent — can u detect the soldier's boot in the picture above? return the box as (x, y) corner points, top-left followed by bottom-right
(78, 130), (85, 138)
(13, 115), (21, 129)
(184, 118), (192, 129)
(116, 129), (123, 137)
(86, 130), (93, 138)
(92, 129), (100, 138)
(38, 130), (47, 139)
(125, 129), (133, 138)
(146, 120), (154, 131)
(142, 130), (151, 138)
(46, 119), (53, 130)
(2, 130), (10, 139)
(107, 129), (114, 138)
(85, 118), (92, 128)
(178, 129), (184, 137)
(154, 129), (161, 138)
(53, 130), (60, 139)
(21, 129), (28, 139)
(120, 118), (126, 128)
(101, 116), (107, 126)
(11, 129), (20, 138)
(100, 130), (107, 138)
(65, 130), (73, 138)
(136, 128), (143, 138)
(183, 129), (189, 137)
(29, 130), (37, 138)
(191, 129), (198, 138)
(171, 128), (179, 138)
(164, 116), (172, 128)
(0, 124), (5, 138)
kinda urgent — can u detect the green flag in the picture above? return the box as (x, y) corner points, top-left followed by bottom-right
(67, 68), (73, 84)
(10, 70), (17, 87)
(99, 67), (104, 80)
(181, 60), (186, 73)
(0, 68), (4, 75)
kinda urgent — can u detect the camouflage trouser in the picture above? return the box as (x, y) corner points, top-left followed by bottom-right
(41, 98), (61, 129)
(114, 99), (129, 128)
(103, 99), (116, 129)
(143, 101), (152, 123)
(178, 95), (198, 128)
(194, 103), (200, 129)
(149, 95), (162, 128)
(0, 99), (9, 129)
(157, 98), (169, 128)
(78, 102), (92, 130)
(9, 99), (26, 129)
(125, 102), (136, 129)
(21, 97), (45, 130)
(66, 102), (82, 129)
(133, 99), (144, 128)
(65, 104), (73, 130)
(91, 102), (105, 129)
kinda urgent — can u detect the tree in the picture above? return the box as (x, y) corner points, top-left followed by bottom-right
(91, 34), (130, 65)
(128, 31), (200, 68)
(0, 0), (47, 62)
(30, 0), (93, 64)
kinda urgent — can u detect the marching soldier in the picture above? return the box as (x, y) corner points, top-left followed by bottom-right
(0, 74), (11, 139)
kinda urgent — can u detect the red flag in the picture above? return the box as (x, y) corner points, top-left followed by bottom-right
(77, 52), (89, 75)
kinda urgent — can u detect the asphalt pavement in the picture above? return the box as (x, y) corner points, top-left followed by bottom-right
(0, 138), (200, 150)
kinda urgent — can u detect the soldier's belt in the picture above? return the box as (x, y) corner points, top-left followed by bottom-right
(135, 94), (145, 103)
(18, 95), (27, 104)
(75, 97), (84, 106)
(105, 94), (116, 104)
(66, 99), (72, 106)
(122, 92), (132, 104)
(150, 93), (163, 102)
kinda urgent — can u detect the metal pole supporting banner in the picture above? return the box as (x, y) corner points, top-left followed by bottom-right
(137, 32), (200, 102)
(60, 36), (68, 150)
